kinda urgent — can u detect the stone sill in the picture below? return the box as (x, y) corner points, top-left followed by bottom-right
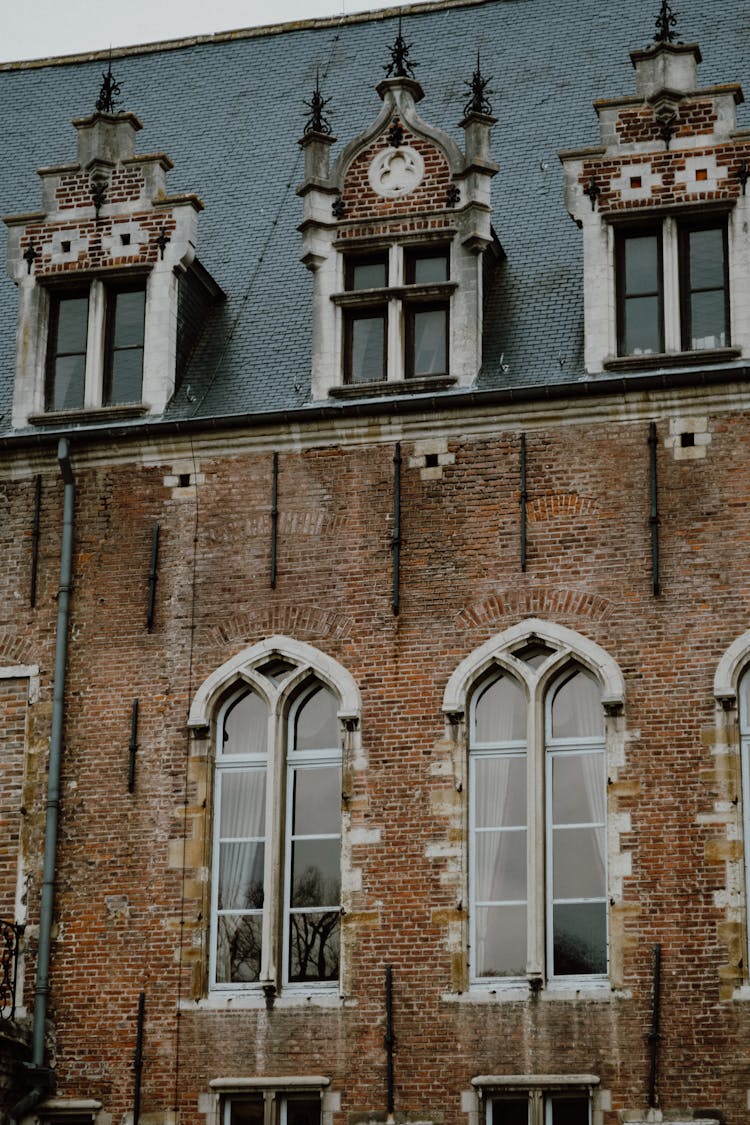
(603, 347), (741, 373)
(29, 403), (150, 426)
(330, 375), (457, 398)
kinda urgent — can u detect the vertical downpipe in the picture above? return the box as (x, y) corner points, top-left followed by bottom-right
(648, 422), (661, 596)
(133, 991), (146, 1125)
(391, 444), (401, 616)
(384, 964), (395, 1116)
(33, 438), (75, 1069)
(30, 473), (42, 608)
(647, 943), (662, 1108)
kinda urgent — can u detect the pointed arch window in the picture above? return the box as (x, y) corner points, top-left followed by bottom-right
(459, 625), (617, 988)
(211, 663), (343, 993)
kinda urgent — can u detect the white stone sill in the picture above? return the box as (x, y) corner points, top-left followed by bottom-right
(441, 981), (628, 1004)
(181, 989), (355, 1012)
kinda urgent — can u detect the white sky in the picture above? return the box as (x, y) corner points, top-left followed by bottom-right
(4, 0), (437, 63)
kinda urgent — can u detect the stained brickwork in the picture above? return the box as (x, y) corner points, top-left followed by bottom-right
(0, 401), (748, 1121)
(341, 125), (452, 220)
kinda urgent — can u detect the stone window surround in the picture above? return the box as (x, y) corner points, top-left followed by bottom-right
(187, 637), (361, 1006)
(41, 272), (147, 415)
(204, 1077), (337, 1125)
(442, 620), (628, 996)
(467, 1075), (603, 1125)
(581, 200), (750, 374)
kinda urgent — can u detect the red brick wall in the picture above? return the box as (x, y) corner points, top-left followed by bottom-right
(0, 679), (27, 920)
(2, 411), (749, 1122)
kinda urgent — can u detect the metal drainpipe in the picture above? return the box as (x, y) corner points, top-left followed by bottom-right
(5, 442), (72, 1125)
(33, 438), (75, 1067)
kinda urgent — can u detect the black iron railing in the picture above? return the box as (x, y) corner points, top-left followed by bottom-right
(0, 917), (24, 1021)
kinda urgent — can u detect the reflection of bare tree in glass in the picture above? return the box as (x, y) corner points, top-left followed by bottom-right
(289, 867), (340, 981)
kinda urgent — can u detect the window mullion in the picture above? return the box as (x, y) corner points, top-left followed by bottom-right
(84, 278), (105, 409)
(662, 217), (680, 352)
(260, 703), (284, 988)
(527, 691), (545, 979)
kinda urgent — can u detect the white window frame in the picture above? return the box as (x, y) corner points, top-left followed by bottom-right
(192, 637), (360, 999)
(445, 619), (625, 992)
(468, 656), (608, 987)
(335, 238), (456, 386)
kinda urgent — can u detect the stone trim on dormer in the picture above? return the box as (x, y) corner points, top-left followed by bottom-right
(3, 107), (216, 429)
(298, 69), (498, 400)
(559, 36), (750, 375)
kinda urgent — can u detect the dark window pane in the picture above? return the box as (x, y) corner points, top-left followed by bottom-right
(52, 355), (86, 410)
(553, 901), (607, 975)
(512, 642), (555, 668)
(56, 296), (89, 353)
(109, 348), (144, 403)
(475, 904), (526, 976)
(256, 657), (296, 682)
(288, 910), (339, 980)
(293, 766), (341, 835)
(624, 235), (659, 295)
(550, 1096), (589, 1125)
(622, 294), (661, 355)
(295, 687), (339, 751)
(350, 315), (386, 382)
(286, 1098), (321, 1125)
(410, 308), (447, 376)
(690, 289), (726, 349)
(411, 253), (449, 283)
(689, 227), (725, 289)
(490, 1099), (528, 1125)
(351, 260), (387, 290)
(229, 1098), (264, 1125)
(216, 914), (262, 982)
(291, 839), (341, 907)
(113, 289), (146, 347)
(105, 287), (145, 404)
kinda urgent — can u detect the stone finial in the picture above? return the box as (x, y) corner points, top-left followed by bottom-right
(95, 52), (122, 114)
(303, 69), (333, 137)
(384, 15), (418, 80)
(654, 0), (678, 43)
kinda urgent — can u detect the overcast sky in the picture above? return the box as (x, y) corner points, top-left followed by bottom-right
(4, 0), (437, 63)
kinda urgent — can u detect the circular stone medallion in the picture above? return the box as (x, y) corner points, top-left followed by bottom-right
(368, 145), (425, 198)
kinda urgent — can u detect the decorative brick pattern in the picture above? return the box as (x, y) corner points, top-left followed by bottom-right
(342, 125), (452, 220)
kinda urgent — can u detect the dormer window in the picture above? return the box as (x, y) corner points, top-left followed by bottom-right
(339, 241), (453, 387)
(615, 217), (729, 358)
(45, 279), (146, 412)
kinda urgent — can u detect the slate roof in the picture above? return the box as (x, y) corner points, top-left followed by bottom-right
(1, 0), (749, 438)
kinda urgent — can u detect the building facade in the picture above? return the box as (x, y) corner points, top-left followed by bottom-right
(1, 2), (750, 1123)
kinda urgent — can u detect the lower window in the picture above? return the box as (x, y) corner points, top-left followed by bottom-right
(226, 1094), (321, 1125)
(489, 1093), (590, 1125)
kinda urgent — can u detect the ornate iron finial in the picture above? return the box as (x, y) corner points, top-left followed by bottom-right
(446, 184), (460, 208)
(584, 176), (601, 211)
(303, 68), (333, 136)
(332, 197), (346, 219)
(156, 227), (171, 260)
(384, 15), (418, 79)
(23, 242), (38, 275)
(95, 50), (122, 113)
(387, 118), (405, 148)
(90, 177), (108, 218)
(463, 51), (494, 118)
(738, 160), (749, 197)
(654, 0), (678, 43)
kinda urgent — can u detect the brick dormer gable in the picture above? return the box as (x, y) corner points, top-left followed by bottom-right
(560, 36), (750, 375)
(298, 69), (498, 400)
(3, 107), (218, 428)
